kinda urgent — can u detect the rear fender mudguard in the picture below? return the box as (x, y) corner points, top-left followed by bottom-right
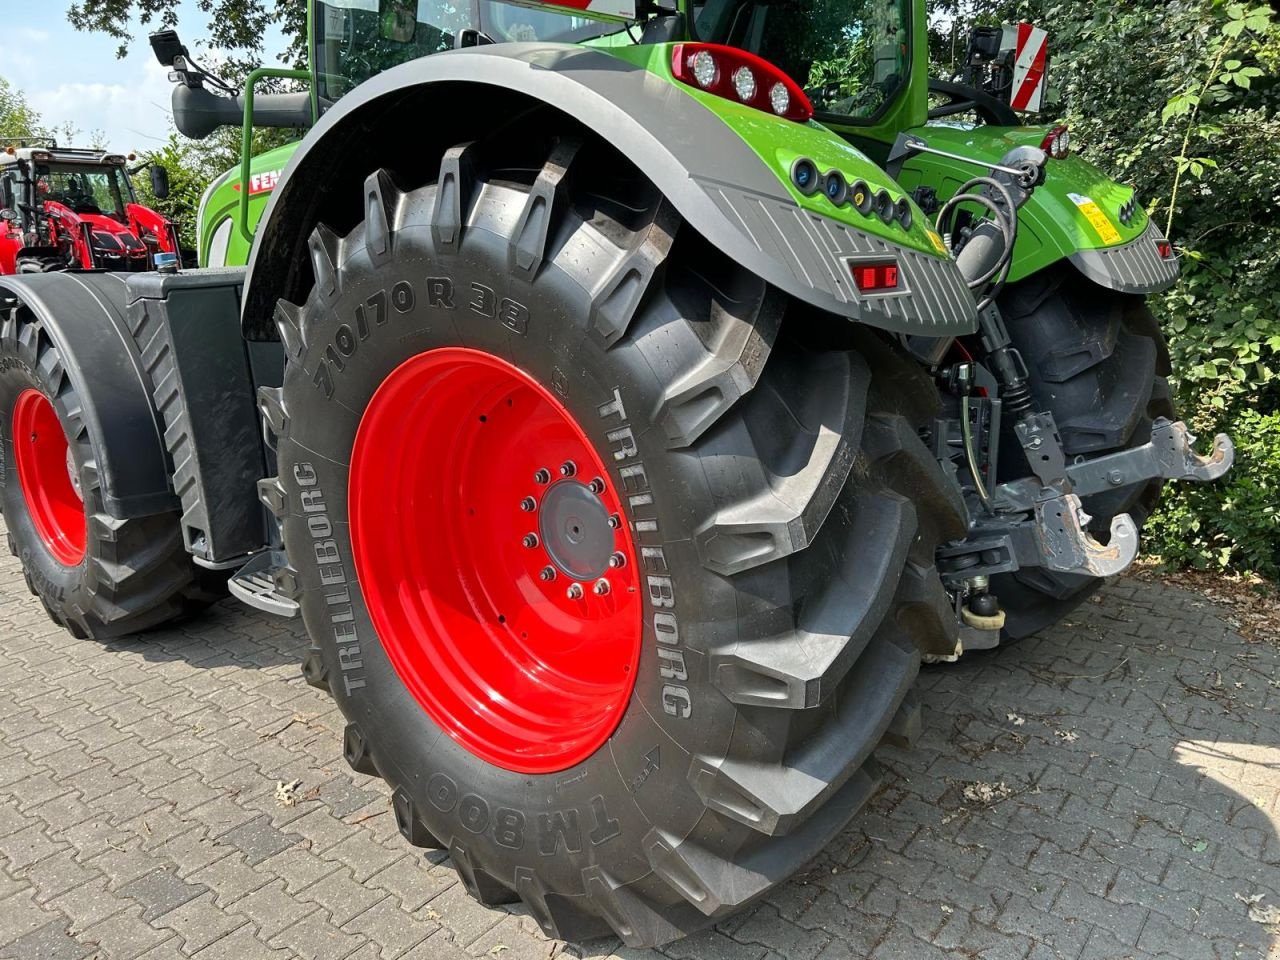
(242, 43), (976, 339)
(896, 124), (1178, 294)
(0, 273), (174, 519)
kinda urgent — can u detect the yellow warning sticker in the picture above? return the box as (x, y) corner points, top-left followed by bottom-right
(927, 229), (948, 256)
(1068, 192), (1121, 245)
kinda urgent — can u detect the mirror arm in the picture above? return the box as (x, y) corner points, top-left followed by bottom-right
(238, 67), (312, 244)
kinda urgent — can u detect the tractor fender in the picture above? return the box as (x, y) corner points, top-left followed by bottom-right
(895, 125), (1178, 294)
(241, 42), (976, 338)
(0, 272), (175, 519)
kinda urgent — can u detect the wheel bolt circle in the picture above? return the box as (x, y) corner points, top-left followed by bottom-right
(560, 461), (577, 477)
(522, 533), (539, 549)
(534, 468), (551, 485)
(567, 583), (584, 600)
(608, 552), (626, 569)
(594, 579), (610, 596)
(520, 497), (536, 512)
(540, 566), (556, 582)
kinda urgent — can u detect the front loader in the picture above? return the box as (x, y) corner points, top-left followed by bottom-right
(0, 0), (1232, 946)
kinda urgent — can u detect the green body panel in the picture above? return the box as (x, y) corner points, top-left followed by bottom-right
(891, 123), (1145, 283)
(199, 142), (301, 267)
(607, 44), (945, 258)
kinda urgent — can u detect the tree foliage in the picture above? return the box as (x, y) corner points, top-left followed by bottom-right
(66, 0), (306, 80)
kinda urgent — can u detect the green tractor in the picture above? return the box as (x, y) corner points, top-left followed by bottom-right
(0, 0), (1232, 946)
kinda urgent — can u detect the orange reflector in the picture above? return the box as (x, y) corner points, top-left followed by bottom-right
(851, 262), (899, 292)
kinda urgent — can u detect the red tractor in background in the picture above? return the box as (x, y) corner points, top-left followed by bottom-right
(0, 140), (180, 274)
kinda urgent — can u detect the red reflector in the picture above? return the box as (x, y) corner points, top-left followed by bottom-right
(670, 44), (813, 123)
(851, 262), (899, 292)
(1156, 240), (1173, 259)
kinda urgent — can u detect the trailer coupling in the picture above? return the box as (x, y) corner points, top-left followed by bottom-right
(936, 417), (1233, 652)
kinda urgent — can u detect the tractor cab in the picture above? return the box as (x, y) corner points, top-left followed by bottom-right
(0, 142), (181, 274)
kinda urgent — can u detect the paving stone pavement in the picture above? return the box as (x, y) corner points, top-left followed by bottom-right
(1, 521), (1278, 960)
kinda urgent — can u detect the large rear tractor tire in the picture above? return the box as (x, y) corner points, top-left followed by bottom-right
(268, 132), (968, 946)
(0, 305), (218, 639)
(994, 265), (1174, 639)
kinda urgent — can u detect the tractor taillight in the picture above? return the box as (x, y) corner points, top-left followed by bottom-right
(1040, 125), (1070, 160)
(1157, 240), (1173, 259)
(671, 44), (813, 123)
(851, 261), (900, 293)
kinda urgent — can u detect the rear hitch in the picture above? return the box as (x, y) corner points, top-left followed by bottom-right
(1035, 493), (1138, 577)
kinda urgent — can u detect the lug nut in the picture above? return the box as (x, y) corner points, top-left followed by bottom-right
(566, 583), (584, 600)
(588, 477), (605, 494)
(559, 460), (577, 477)
(539, 566), (556, 582)
(607, 514), (621, 529)
(593, 579), (611, 596)
(522, 533), (539, 548)
(608, 552), (627, 569)
(534, 468), (551, 485)
(520, 497), (536, 512)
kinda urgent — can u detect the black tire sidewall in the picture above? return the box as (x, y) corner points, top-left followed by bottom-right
(280, 223), (748, 894)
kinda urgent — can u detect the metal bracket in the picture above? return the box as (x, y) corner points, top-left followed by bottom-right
(1015, 411), (1068, 487)
(228, 550), (299, 618)
(1066, 418), (1233, 496)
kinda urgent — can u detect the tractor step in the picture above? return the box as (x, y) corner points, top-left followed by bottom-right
(228, 551), (299, 618)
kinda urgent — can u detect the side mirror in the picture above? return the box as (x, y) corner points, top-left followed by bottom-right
(0, 209), (18, 222)
(150, 164), (171, 201)
(150, 30), (189, 68)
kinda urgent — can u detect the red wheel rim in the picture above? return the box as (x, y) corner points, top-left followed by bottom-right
(349, 348), (642, 774)
(11, 389), (85, 566)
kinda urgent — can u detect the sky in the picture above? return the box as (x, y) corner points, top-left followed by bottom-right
(2, 2), (289, 152)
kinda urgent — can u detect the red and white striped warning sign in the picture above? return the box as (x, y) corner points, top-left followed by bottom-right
(1009, 22), (1049, 112)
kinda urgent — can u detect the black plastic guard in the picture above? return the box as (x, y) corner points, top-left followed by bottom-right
(0, 272), (175, 519)
(126, 269), (282, 565)
(241, 43), (977, 340)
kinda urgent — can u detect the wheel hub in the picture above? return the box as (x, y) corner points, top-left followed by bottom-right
(537, 479), (613, 582)
(348, 347), (642, 774)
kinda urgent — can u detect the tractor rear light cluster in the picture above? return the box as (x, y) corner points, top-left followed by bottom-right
(1040, 125), (1070, 160)
(850, 261), (900, 293)
(791, 157), (914, 231)
(671, 44), (813, 123)
(1156, 239), (1174, 259)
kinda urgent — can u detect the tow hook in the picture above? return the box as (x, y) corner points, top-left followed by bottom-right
(1035, 494), (1139, 577)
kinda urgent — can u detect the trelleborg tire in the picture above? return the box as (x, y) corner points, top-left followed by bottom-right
(0, 304), (217, 639)
(267, 134), (967, 946)
(994, 265), (1174, 640)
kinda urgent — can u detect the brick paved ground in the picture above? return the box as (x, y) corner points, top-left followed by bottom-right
(1, 519), (1278, 960)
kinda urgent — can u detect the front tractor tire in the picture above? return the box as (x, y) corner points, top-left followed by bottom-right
(0, 307), (219, 639)
(995, 265), (1175, 639)
(269, 134), (966, 946)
